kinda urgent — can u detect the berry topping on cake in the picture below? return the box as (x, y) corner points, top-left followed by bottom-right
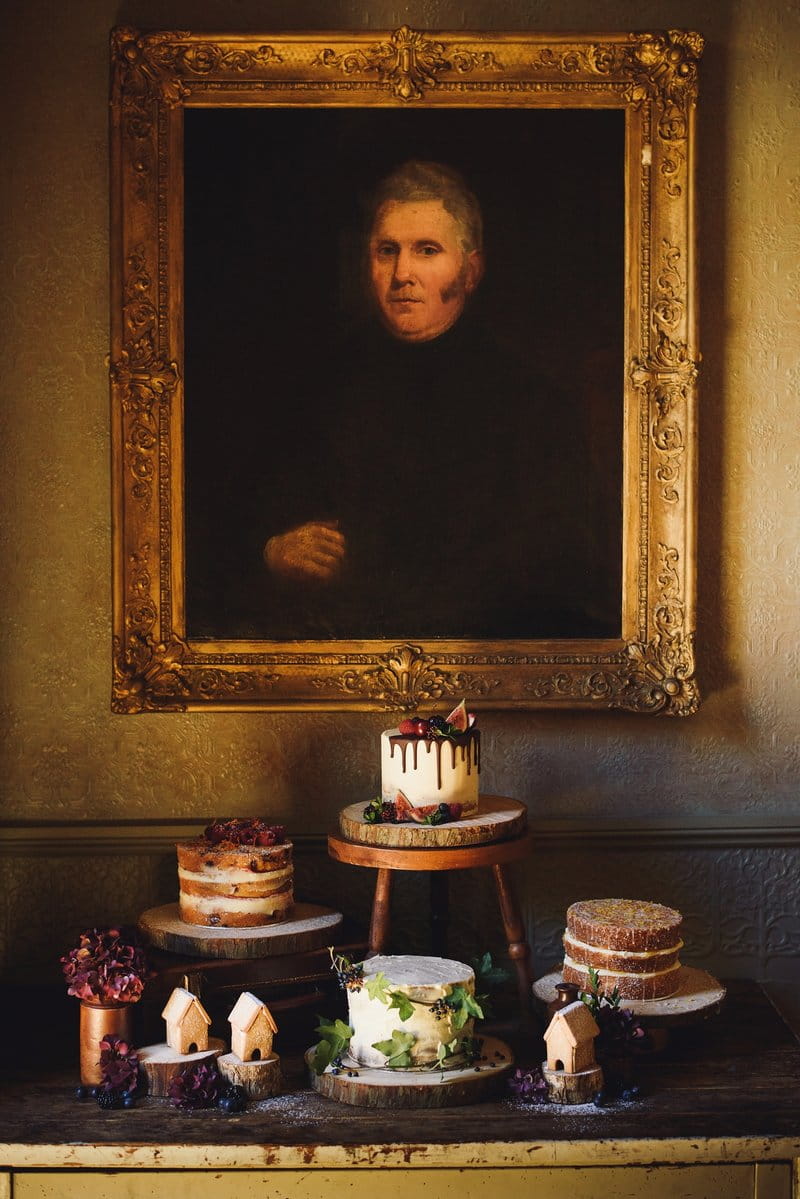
(203, 818), (286, 848)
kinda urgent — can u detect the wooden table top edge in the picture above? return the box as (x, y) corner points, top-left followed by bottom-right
(2, 1135), (799, 1171)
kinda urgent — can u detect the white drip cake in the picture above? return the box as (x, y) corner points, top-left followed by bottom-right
(379, 701), (480, 820)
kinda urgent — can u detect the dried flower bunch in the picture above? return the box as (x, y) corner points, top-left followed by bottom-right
(168, 1062), (222, 1110)
(60, 926), (152, 1004)
(508, 1064), (549, 1104)
(99, 1034), (140, 1096)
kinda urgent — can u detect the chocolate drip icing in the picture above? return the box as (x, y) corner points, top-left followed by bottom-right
(388, 729), (480, 790)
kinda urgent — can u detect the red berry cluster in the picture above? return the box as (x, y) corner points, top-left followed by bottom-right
(203, 818), (286, 847)
(398, 717), (432, 737)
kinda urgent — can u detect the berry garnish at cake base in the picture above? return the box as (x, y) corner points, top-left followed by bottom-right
(176, 819), (294, 928)
(362, 792), (464, 826)
(381, 700), (480, 818)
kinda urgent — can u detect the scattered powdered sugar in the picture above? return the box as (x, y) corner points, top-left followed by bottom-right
(246, 1093), (321, 1118)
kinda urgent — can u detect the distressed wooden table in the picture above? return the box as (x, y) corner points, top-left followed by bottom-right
(1, 981), (798, 1198)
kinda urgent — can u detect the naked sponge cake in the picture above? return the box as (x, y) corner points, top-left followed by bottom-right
(562, 898), (684, 1000)
(176, 819), (293, 928)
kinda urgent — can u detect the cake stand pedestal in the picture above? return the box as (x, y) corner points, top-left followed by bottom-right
(139, 901), (342, 960)
(306, 1035), (514, 1108)
(533, 965), (726, 1050)
(328, 814), (534, 1018)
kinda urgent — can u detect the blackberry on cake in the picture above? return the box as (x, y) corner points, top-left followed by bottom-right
(176, 818), (293, 928)
(561, 898), (684, 1001)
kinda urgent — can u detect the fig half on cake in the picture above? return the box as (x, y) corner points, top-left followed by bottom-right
(176, 819), (294, 928)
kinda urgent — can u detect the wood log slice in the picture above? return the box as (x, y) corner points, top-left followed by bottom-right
(542, 1062), (604, 1105)
(338, 796), (527, 849)
(533, 965), (726, 1027)
(138, 902), (342, 960)
(138, 1038), (225, 1098)
(217, 1052), (282, 1099)
(306, 1035), (514, 1109)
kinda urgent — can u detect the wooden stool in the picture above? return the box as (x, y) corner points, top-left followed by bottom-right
(327, 830), (534, 1017)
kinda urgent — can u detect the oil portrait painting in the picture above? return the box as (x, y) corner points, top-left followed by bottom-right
(183, 108), (624, 644)
(111, 28), (700, 714)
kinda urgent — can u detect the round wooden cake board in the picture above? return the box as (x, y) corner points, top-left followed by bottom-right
(138, 902), (342, 960)
(138, 1038), (226, 1097)
(307, 1035), (514, 1108)
(533, 965), (726, 1028)
(338, 795), (527, 848)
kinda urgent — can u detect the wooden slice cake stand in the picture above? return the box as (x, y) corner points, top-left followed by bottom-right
(338, 796), (527, 848)
(139, 901), (343, 960)
(533, 965), (726, 1048)
(307, 1035), (514, 1109)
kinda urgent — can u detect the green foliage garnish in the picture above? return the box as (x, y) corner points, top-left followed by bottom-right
(372, 1029), (416, 1068)
(364, 971), (391, 1002)
(435, 1037), (459, 1069)
(388, 991), (415, 1021)
(362, 797), (382, 824)
(448, 984), (485, 1028)
(311, 1015), (353, 1075)
(472, 951), (511, 989)
(581, 965), (621, 1015)
(460, 1035), (484, 1063)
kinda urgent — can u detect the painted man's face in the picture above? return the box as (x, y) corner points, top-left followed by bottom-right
(368, 199), (483, 343)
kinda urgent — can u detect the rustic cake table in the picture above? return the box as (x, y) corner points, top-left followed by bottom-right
(1, 981), (798, 1197)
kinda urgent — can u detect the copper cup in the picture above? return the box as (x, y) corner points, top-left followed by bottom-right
(79, 1000), (134, 1085)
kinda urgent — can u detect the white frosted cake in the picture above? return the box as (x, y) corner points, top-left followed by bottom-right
(380, 704), (480, 820)
(347, 955), (477, 1069)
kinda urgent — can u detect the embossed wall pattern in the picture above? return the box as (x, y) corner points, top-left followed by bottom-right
(2, 836), (797, 985)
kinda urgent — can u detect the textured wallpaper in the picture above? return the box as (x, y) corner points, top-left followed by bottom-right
(0, 0), (798, 832)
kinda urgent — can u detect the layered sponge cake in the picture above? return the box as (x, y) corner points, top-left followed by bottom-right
(561, 898), (683, 1000)
(177, 819), (293, 928)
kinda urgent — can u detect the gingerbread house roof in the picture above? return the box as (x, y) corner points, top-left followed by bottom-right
(228, 991), (278, 1034)
(543, 1000), (599, 1046)
(161, 986), (211, 1026)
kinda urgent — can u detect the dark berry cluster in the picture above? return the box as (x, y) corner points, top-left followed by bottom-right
(218, 1084), (248, 1114)
(331, 951), (364, 992)
(431, 997), (454, 1020)
(203, 818), (286, 848)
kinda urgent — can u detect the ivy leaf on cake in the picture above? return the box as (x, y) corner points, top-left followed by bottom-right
(312, 1015), (354, 1076)
(364, 971), (392, 1002)
(371, 1029), (417, 1069)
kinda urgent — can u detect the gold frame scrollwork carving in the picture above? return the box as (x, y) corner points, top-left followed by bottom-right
(111, 27), (701, 715)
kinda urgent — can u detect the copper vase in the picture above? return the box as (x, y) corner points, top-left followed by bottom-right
(79, 1000), (134, 1085)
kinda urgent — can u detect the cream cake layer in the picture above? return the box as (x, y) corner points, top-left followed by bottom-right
(176, 838), (294, 928)
(380, 729), (480, 814)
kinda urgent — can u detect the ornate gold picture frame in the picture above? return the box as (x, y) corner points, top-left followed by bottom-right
(111, 27), (701, 715)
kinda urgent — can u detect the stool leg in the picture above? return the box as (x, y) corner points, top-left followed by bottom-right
(368, 869), (393, 956)
(429, 872), (449, 957)
(492, 863), (532, 1015)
